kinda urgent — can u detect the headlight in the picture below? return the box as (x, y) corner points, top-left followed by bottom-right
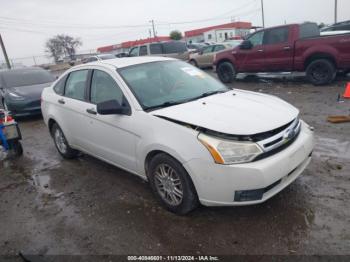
(8, 92), (25, 100)
(198, 133), (263, 165)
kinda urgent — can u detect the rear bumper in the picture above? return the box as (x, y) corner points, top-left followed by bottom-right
(183, 120), (314, 206)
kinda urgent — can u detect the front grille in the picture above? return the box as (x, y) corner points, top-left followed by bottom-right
(253, 118), (301, 162)
(254, 127), (301, 162)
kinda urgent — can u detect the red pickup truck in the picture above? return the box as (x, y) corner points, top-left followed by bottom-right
(213, 23), (350, 85)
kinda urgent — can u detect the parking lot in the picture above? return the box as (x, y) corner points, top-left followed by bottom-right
(1, 71), (350, 256)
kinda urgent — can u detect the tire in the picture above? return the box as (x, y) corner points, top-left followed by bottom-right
(189, 59), (198, 67)
(306, 59), (336, 85)
(217, 62), (236, 83)
(148, 153), (199, 215)
(51, 123), (79, 159)
(8, 141), (23, 156)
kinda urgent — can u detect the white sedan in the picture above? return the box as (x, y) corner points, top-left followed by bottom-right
(41, 57), (314, 214)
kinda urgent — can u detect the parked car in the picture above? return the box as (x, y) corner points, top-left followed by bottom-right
(214, 22), (350, 85)
(128, 41), (190, 61)
(189, 43), (232, 68)
(82, 54), (116, 63)
(0, 67), (55, 116)
(321, 20), (350, 36)
(41, 57), (314, 214)
(187, 43), (207, 54)
(115, 52), (129, 58)
(223, 39), (243, 47)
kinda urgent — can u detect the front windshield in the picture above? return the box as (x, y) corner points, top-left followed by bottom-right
(2, 69), (55, 88)
(118, 60), (229, 110)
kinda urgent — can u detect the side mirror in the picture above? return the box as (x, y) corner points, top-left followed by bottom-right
(96, 99), (130, 115)
(239, 40), (253, 50)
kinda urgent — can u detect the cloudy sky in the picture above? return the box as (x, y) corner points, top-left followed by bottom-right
(0, 0), (349, 63)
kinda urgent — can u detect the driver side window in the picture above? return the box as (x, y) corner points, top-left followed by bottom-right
(90, 70), (124, 105)
(202, 46), (214, 54)
(248, 31), (264, 47)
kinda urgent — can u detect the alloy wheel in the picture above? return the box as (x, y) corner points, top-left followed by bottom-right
(154, 164), (183, 206)
(54, 128), (67, 154)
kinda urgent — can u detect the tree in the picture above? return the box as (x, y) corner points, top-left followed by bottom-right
(45, 34), (82, 63)
(318, 22), (326, 29)
(170, 30), (183, 40)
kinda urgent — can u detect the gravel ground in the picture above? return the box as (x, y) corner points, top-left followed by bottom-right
(0, 72), (350, 259)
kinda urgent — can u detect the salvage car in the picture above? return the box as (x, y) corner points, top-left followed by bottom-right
(41, 57), (314, 214)
(189, 43), (232, 68)
(214, 22), (350, 85)
(0, 67), (55, 116)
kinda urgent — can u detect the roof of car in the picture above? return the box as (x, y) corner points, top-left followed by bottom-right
(79, 56), (176, 69)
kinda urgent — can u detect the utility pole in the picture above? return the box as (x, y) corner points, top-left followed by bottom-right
(150, 20), (156, 38)
(334, 0), (338, 23)
(261, 0), (265, 28)
(0, 33), (11, 69)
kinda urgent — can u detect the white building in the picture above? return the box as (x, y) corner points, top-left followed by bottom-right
(185, 22), (252, 43)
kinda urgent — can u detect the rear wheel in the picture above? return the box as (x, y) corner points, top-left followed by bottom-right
(306, 59), (336, 85)
(51, 123), (79, 159)
(217, 62), (236, 83)
(148, 153), (198, 215)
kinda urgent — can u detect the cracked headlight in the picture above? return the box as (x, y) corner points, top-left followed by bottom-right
(198, 133), (263, 164)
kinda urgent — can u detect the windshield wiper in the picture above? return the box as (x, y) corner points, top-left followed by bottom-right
(187, 90), (228, 102)
(144, 101), (184, 111)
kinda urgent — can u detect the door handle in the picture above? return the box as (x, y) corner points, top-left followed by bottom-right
(257, 49), (264, 52)
(86, 108), (97, 115)
(58, 99), (65, 104)
(283, 46), (291, 51)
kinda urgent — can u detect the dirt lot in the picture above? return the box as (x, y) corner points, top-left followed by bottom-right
(1, 72), (350, 258)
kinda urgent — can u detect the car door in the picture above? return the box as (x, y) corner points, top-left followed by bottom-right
(57, 69), (91, 147)
(262, 26), (293, 71)
(234, 30), (266, 72)
(197, 46), (215, 67)
(83, 69), (137, 172)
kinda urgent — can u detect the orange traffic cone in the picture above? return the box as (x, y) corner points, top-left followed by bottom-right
(344, 82), (350, 99)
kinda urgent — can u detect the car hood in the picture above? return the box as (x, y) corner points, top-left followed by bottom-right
(9, 82), (53, 99)
(151, 90), (299, 135)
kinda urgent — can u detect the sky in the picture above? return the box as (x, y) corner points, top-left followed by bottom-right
(0, 0), (349, 64)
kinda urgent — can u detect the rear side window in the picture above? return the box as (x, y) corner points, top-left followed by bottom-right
(299, 23), (320, 38)
(53, 76), (66, 95)
(139, 46), (148, 56)
(150, 44), (163, 54)
(65, 70), (88, 101)
(162, 42), (187, 54)
(263, 27), (289, 45)
(90, 70), (124, 105)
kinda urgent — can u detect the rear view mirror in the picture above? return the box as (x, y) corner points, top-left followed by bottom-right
(97, 100), (129, 115)
(240, 40), (253, 50)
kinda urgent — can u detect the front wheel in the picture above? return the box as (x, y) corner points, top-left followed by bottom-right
(306, 59), (336, 85)
(148, 153), (198, 215)
(217, 62), (236, 83)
